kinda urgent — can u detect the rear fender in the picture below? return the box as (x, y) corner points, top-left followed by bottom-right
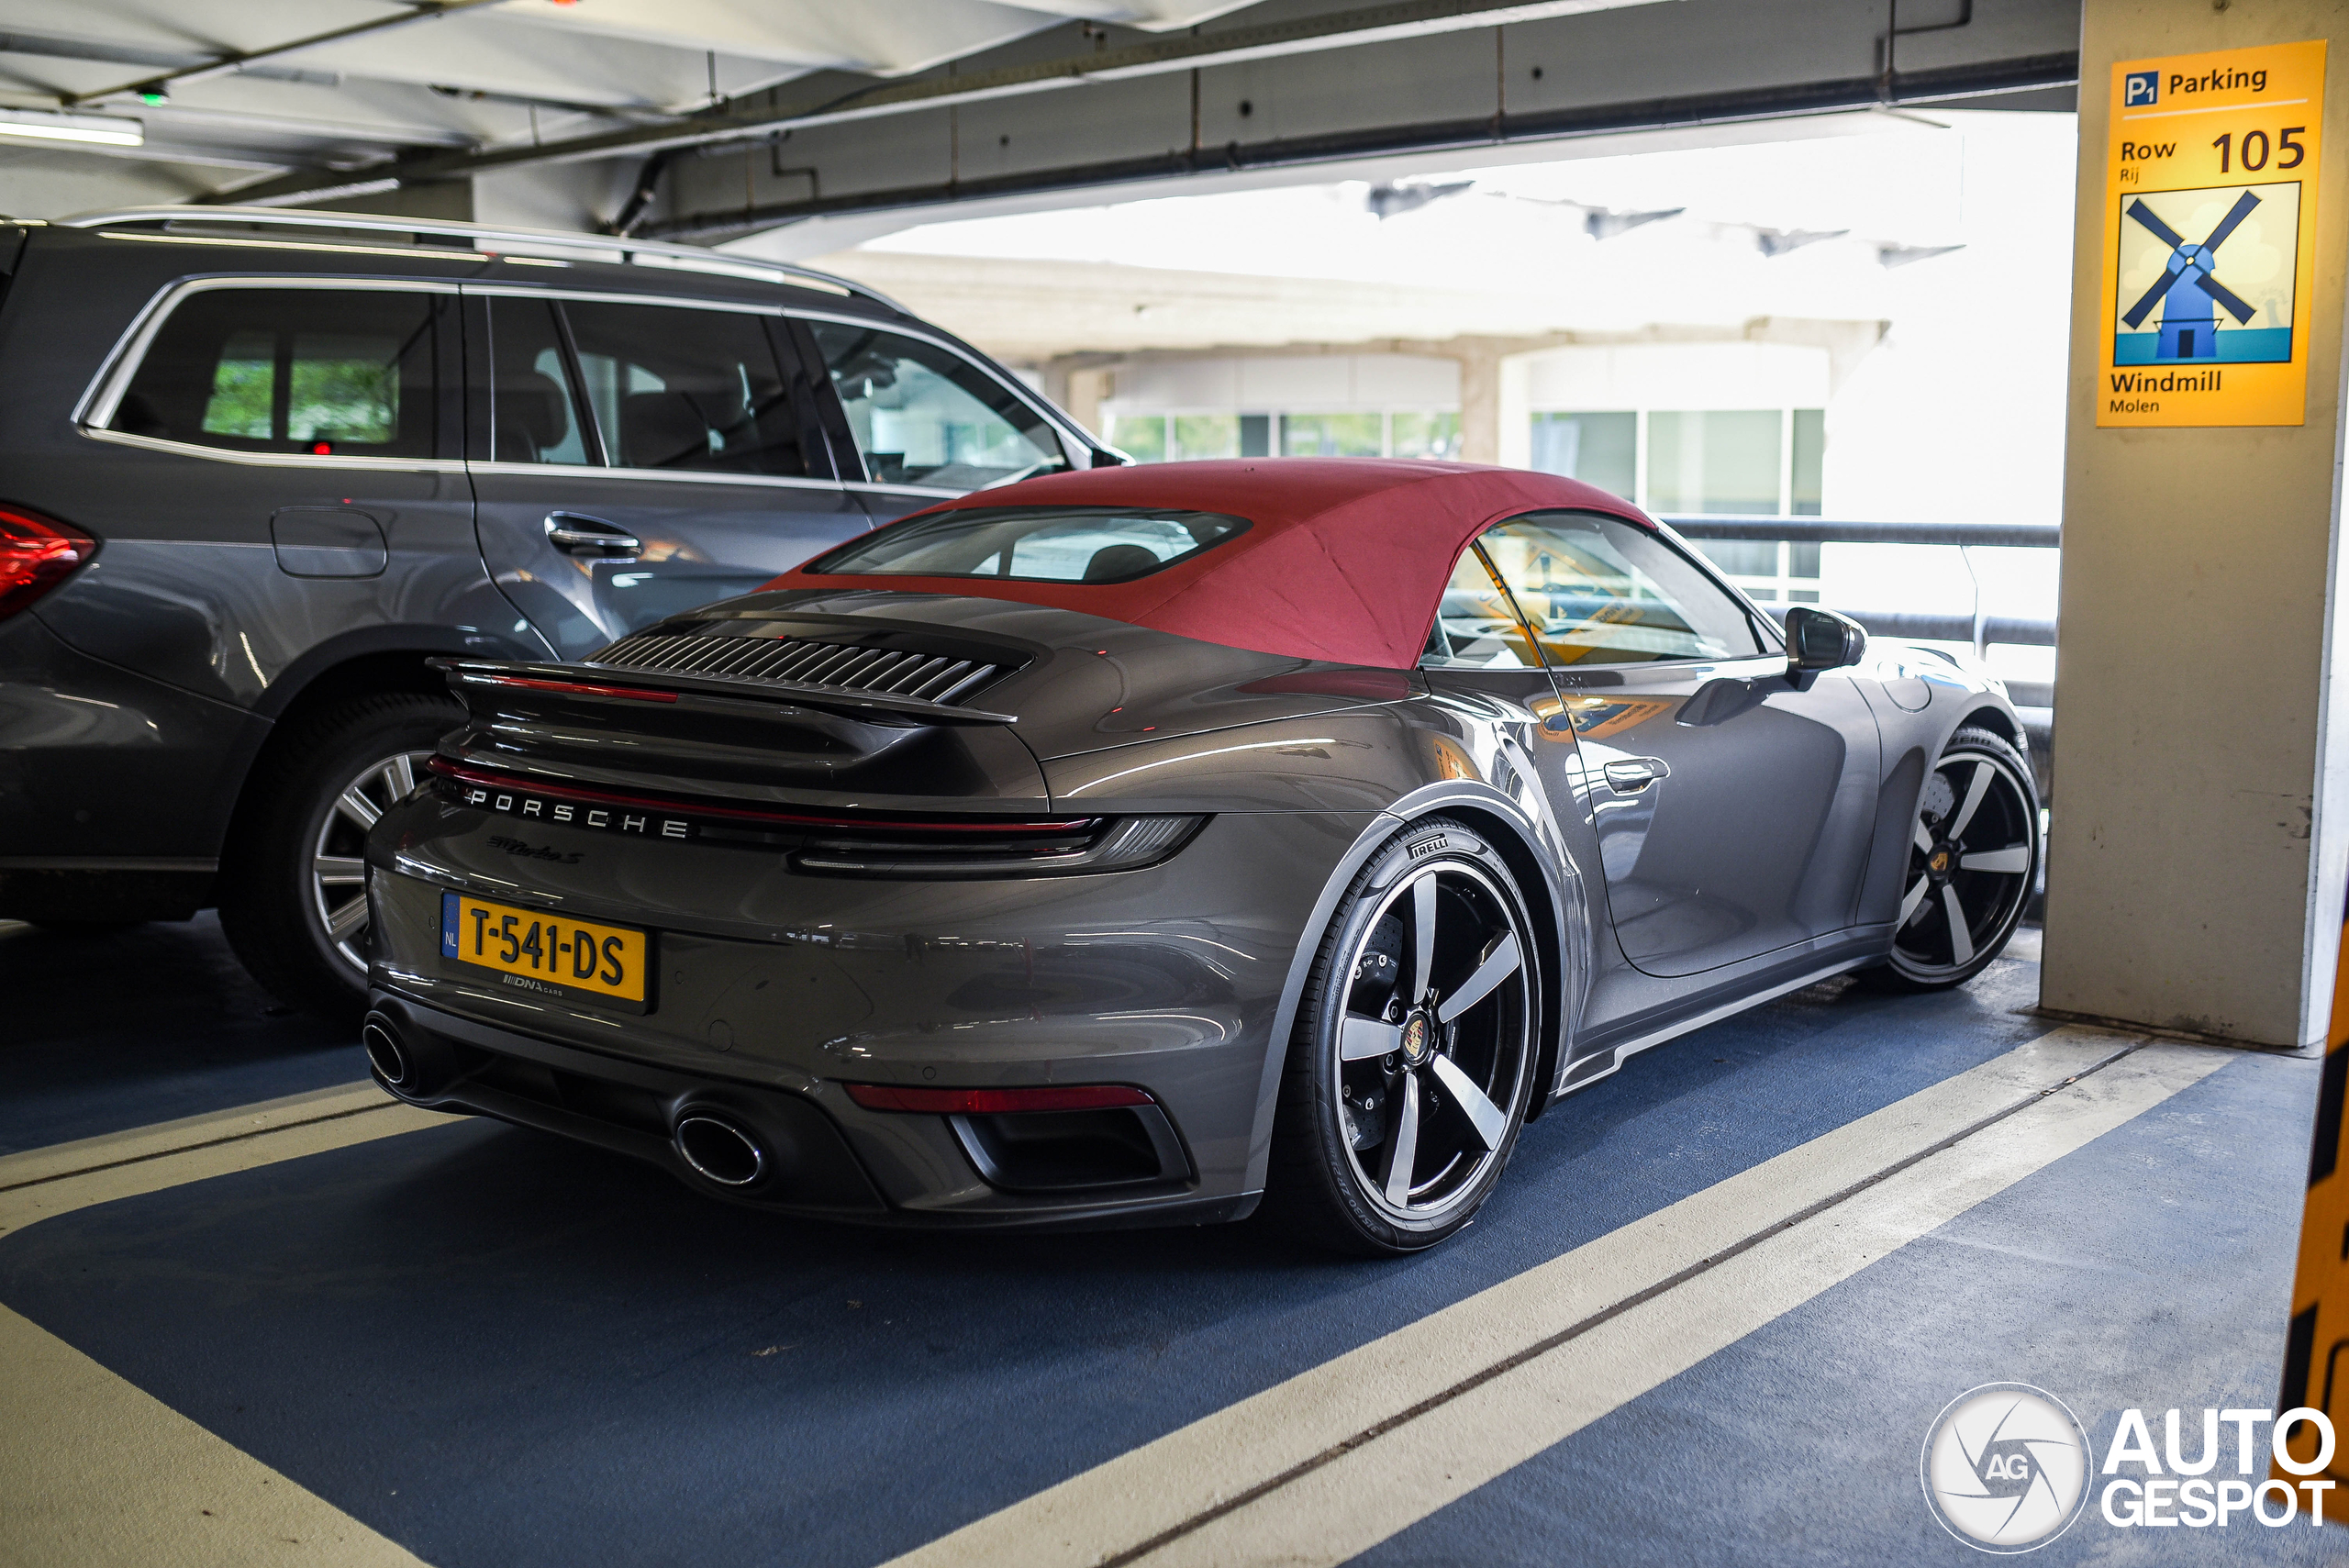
(1238, 779), (1588, 1200)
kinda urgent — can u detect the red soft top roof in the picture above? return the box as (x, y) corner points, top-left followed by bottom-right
(766, 459), (1652, 670)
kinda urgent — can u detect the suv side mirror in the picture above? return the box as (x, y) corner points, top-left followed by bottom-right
(1784, 606), (1867, 672)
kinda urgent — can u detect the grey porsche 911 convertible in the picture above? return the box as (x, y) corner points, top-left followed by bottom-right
(360, 459), (2039, 1253)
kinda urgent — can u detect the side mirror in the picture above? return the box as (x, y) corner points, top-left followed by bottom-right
(1784, 606), (1867, 673)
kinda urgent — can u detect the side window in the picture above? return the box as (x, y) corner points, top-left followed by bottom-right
(487, 297), (592, 466)
(1477, 511), (1766, 666)
(110, 288), (440, 459)
(561, 301), (817, 478)
(1421, 544), (1543, 670)
(807, 321), (1064, 489)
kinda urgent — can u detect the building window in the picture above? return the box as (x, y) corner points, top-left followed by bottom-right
(1392, 412), (1462, 459)
(1107, 410), (1460, 462)
(1528, 411), (1636, 499)
(1647, 410), (1784, 516)
(1790, 408), (1824, 517)
(1174, 414), (1239, 460)
(1282, 412), (1383, 457)
(1529, 407), (1825, 515)
(1107, 413), (1168, 462)
(1529, 406), (1829, 601)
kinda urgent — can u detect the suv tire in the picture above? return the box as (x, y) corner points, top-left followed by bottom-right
(219, 692), (461, 1022)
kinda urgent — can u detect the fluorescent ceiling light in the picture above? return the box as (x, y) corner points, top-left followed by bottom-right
(0, 108), (144, 148)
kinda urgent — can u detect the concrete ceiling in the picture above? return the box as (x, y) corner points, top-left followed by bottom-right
(0, 0), (1264, 206)
(0, 0), (2079, 246)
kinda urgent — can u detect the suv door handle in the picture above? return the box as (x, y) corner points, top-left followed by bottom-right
(544, 512), (641, 557)
(1602, 757), (1671, 794)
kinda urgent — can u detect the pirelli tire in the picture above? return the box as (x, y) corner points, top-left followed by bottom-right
(1265, 817), (1540, 1256)
(219, 692), (461, 1022)
(1865, 724), (2041, 992)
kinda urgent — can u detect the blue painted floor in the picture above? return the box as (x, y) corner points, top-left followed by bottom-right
(1358, 1047), (2322, 1567)
(0, 915), (365, 1153)
(0, 924), (2323, 1566)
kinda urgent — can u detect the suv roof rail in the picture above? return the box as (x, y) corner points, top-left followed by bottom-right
(53, 206), (909, 315)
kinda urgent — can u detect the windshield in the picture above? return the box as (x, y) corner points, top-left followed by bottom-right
(810, 506), (1250, 584)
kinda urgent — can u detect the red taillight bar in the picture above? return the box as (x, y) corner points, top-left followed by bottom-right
(464, 673), (679, 703)
(842, 1083), (1154, 1115)
(427, 756), (1097, 835)
(0, 504), (96, 621)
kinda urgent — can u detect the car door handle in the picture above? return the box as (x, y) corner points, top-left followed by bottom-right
(1602, 757), (1671, 794)
(544, 512), (641, 557)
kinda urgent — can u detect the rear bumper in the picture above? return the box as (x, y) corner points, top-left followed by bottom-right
(366, 990), (1253, 1229)
(366, 795), (1372, 1223)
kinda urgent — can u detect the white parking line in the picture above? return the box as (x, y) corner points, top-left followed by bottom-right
(885, 1029), (2230, 1568)
(0, 1304), (433, 1568)
(0, 1084), (449, 1567)
(0, 1083), (443, 1238)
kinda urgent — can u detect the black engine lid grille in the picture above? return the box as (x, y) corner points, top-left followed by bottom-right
(589, 632), (1008, 706)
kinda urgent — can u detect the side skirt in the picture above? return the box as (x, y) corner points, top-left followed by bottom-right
(1550, 952), (1876, 1102)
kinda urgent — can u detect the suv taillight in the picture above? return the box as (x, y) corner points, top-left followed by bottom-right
(0, 505), (95, 620)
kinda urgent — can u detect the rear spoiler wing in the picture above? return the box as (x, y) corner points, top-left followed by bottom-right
(430, 658), (1020, 728)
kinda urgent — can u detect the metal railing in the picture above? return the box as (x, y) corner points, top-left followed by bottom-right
(1657, 515), (2059, 709)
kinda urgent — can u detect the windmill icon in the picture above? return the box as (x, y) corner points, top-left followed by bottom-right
(2121, 191), (2261, 360)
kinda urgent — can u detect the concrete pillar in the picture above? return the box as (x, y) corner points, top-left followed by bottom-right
(1041, 361), (1113, 443)
(1453, 341), (1531, 467)
(2043, 2), (2349, 1046)
(1455, 344), (1502, 464)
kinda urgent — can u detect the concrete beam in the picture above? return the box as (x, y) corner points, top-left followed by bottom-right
(645, 0), (2082, 242)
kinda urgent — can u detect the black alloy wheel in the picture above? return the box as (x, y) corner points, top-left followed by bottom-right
(1880, 725), (2041, 989)
(1269, 817), (1538, 1254)
(219, 691), (462, 1021)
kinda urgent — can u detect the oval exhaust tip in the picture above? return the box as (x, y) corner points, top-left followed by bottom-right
(675, 1114), (767, 1187)
(362, 1017), (409, 1089)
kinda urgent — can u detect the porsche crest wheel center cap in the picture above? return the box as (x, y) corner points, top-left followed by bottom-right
(1399, 1012), (1433, 1066)
(1927, 845), (1954, 876)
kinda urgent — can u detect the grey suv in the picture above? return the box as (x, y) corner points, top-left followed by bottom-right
(0, 206), (1108, 1017)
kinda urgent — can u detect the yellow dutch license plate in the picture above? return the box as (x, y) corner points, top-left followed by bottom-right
(440, 891), (651, 1010)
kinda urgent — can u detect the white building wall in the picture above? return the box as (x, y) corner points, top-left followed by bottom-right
(1103, 353), (1460, 415)
(1516, 342), (1831, 411)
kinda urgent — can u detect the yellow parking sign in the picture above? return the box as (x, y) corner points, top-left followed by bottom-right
(2099, 40), (2326, 427)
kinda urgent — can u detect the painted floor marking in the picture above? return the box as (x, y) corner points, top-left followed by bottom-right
(0, 1304), (433, 1568)
(0, 1081), (400, 1201)
(0, 1083), (443, 1240)
(0, 1083), (447, 1568)
(885, 1028), (2227, 1568)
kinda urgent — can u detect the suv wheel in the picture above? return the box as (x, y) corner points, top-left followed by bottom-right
(219, 692), (461, 1021)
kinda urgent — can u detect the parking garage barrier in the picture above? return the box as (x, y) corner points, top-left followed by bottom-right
(1657, 515), (2060, 667)
(1659, 513), (2059, 774)
(1659, 517), (2063, 550)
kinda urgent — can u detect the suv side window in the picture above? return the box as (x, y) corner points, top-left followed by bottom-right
(486, 296), (593, 466)
(562, 300), (819, 478)
(111, 287), (442, 460)
(1477, 510), (1766, 666)
(807, 320), (1064, 489)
